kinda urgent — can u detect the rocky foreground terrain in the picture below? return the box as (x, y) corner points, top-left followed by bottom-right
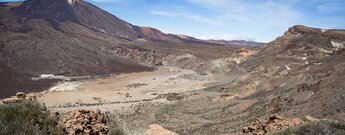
(1, 0), (345, 135)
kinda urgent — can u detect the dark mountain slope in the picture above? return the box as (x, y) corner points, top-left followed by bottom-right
(0, 62), (56, 99)
(0, 0), (154, 76)
(12, 0), (139, 39)
(13, 0), (78, 22)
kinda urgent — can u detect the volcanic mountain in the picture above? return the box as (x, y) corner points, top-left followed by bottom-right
(0, 0), (258, 97)
(1, 1), (345, 134)
(0, 0), (255, 75)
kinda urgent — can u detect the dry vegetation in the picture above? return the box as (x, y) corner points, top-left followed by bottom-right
(268, 120), (345, 135)
(0, 101), (64, 135)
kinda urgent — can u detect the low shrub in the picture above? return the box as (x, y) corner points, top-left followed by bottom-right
(0, 101), (64, 135)
(269, 120), (345, 135)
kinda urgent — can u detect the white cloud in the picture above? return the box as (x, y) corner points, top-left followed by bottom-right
(149, 0), (301, 31)
(150, 9), (221, 25)
(186, 0), (301, 28)
(186, 0), (230, 7)
(150, 10), (178, 18)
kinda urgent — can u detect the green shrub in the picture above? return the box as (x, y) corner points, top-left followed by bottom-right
(0, 101), (64, 135)
(109, 114), (126, 135)
(268, 120), (345, 135)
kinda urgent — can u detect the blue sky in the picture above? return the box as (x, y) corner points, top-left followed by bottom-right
(2, 0), (345, 42)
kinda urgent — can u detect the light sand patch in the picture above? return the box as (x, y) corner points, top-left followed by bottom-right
(38, 66), (214, 112)
(48, 81), (82, 92)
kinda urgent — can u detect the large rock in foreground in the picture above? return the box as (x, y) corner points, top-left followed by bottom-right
(63, 109), (110, 135)
(144, 124), (179, 135)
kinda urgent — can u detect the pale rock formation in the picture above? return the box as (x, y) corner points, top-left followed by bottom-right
(144, 124), (179, 135)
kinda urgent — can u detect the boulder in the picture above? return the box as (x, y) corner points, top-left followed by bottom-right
(269, 96), (281, 111)
(16, 92), (26, 99)
(291, 118), (303, 125)
(304, 115), (318, 122)
(144, 124), (179, 135)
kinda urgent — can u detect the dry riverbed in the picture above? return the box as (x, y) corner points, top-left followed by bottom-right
(38, 66), (216, 113)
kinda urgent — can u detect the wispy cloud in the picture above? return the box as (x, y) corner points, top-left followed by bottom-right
(147, 0), (302, 41)
(186, 0), (301, 28)
(150, 9), (221, 25)
(186, 0), (231, 7)
(80, 0), (345, 41)
(150, 10), (178, 18)
(198, 34), (254, 41)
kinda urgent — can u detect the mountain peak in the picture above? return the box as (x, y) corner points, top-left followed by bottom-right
(13, 0), (78, 22)
(12, 0), (139, 39)
(287, 25), (322, 35)
(67, 0), (81, 5)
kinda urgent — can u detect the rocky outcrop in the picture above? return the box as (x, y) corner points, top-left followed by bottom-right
(144, 124), (179, 135)
(287, 25), (345, 41)
(269, 96), (281, 112)
(242, 115), (303, 135)
(112, 46), (171, 66)
(62, 109), (110, 135)
(2, 92), (38, 104)
(304, 115), (319, 122)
